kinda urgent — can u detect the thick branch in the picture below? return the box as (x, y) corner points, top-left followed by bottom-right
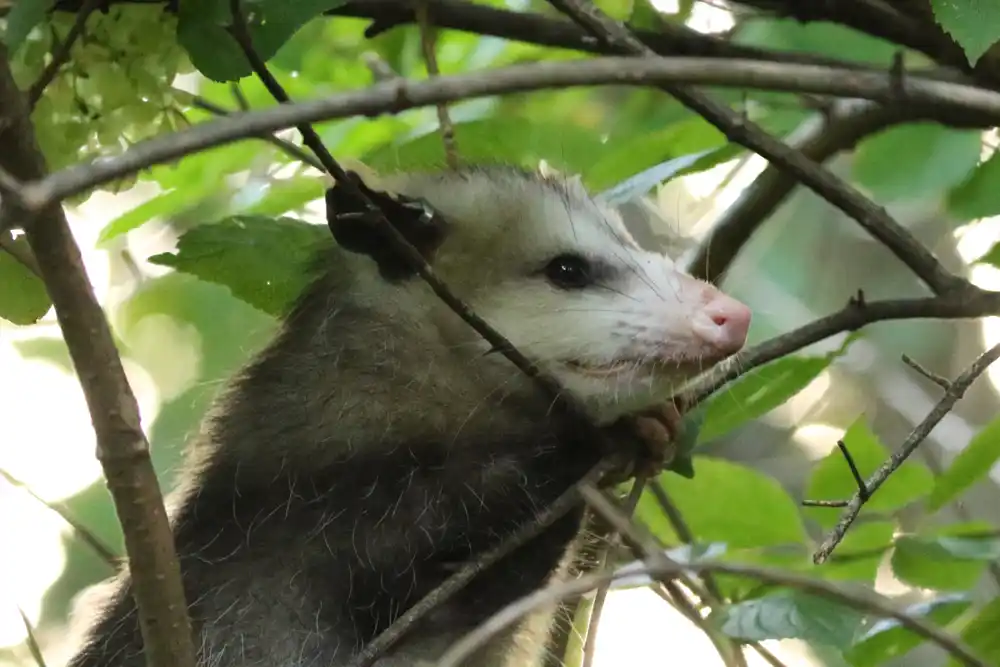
(686, 103), (927, 283)
(15, 56), (1000, 214)
(0, 45), (195, 667)
(543, 0), (967, 295)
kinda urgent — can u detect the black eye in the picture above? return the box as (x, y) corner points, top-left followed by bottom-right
(543, 254), (593, 290)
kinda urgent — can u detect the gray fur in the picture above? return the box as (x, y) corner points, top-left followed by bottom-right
(66, 166), (740, 667)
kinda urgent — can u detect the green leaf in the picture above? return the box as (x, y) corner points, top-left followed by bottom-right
(928, 414), (1000, 511)
(597, 150), (714, 206)
(148, 215), (331, 317)
(244, 176), (326, 216)
(945, 595), (1000, 667)
(847, 594), (971, 667)
(733, 18), (898, 65)
(364, 118), (606, 176)
(587, 117), (730, 193)
(715, 590), (865, 648)
(947, 152), (1000, 222)
(3, 0), (56, 55)
(98, 189), (199, 244)
(176, 0), (346, 82)
(814, 521), (895, 584)
(0, 237), (51, 325)
(639, 458), (808, 549)
(891, 533), (1000, 591)
(852, 124), (982, 203)
(805, 417), (935, 528)
(665, 406), (704, 479)
(930, 0), (1000, 65)
(697, 332), (860, 445)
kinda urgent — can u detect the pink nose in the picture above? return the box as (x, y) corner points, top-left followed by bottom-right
(693, 293), (752, 356)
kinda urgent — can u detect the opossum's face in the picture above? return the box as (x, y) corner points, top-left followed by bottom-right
(386, 168), (752, 423)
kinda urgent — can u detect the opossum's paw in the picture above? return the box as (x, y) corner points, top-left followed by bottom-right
(631, 397), (685, 477)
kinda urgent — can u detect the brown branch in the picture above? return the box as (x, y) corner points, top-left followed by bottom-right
(0, 229), (42, 276)
(681, 289), (1000, 408)
(580, 477), (647, 667)
(686, 102), (932, 283)
(813, 342), (1000, 563)
(415, 0), (459, 169)
(0, 44), (196, 667)
(542, 0), (967, 295)
(348, 458), (619, 667)
(26, 0), (103, 109)
(188, 96), (325, 171)
(437, 491), (993, 667)
(16, 56), (1000, 213)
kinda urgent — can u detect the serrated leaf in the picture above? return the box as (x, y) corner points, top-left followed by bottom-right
(847, 594), (971, 667)
(930, 0), (1000, 66)
(176, 0), (346, 82)
(363, 118), (605, 176)
(947, 152), (1000, 222)
(945, 595), (1000, 667)
(638, 458), (808, 549)
(148, 215), (331, 317)
(715, 590), (865, 648)
(852, 124), (982, 203)
(3, 0), (56, 55)
(928, 415), (1000, 511)
(0, 237), (51, 325)
(805, 417), (935, 527)
(891, 535), (997, 591)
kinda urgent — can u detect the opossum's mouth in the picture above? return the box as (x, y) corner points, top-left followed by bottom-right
(563, 356), (709, 378)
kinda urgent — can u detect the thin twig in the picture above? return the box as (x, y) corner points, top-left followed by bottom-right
(17, 56), (1000, 211)
(0, 45), (196, 667)
(26, 0), (103, 109)
(837, 439), (869, 500)
(814, 341), (1000, 563)
(902, 353), (952, 389)
(580, 477), (647, 667)
(436, 511), (993, 667)
(189, 96), (324, 171)
(680, 289), (1000, 409)
(1, 468), (119, 566)
(348, 458), (619, 667)
(415, 0), (459, 168)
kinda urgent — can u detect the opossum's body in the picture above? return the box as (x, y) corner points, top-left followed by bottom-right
(67, 166), (750, 667)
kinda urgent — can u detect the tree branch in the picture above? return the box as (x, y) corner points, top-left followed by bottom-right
(685, 102), (934, 283)
(0, 44), (196, 667)
(813, 342), (1000, 563)
(542, 0), (968, 295)
(26, 0), (103, 109)
(15, 56), (1000, 215)
(682, 289), (1000, 407)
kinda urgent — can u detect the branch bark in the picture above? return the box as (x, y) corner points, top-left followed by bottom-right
(0, 44), (196, 667)
(13, 56), (1000, 216)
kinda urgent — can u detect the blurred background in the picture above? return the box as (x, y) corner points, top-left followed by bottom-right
(2, 1), (1000, 666)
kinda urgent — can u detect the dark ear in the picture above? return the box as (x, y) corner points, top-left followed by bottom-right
(325, 172), (449, 282)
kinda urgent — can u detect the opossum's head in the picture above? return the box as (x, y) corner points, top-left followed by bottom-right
(331, 166), (751, 424)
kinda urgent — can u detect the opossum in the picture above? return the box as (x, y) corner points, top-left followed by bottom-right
(66, 165), (751, 667)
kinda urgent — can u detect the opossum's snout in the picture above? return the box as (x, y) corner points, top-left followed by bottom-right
(690, 289), (751, 359)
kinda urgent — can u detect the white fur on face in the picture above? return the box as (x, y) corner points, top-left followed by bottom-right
(390, 167), (752, 424)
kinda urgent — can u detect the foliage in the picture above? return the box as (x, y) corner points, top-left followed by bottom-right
(3, 0), (1000, 666)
